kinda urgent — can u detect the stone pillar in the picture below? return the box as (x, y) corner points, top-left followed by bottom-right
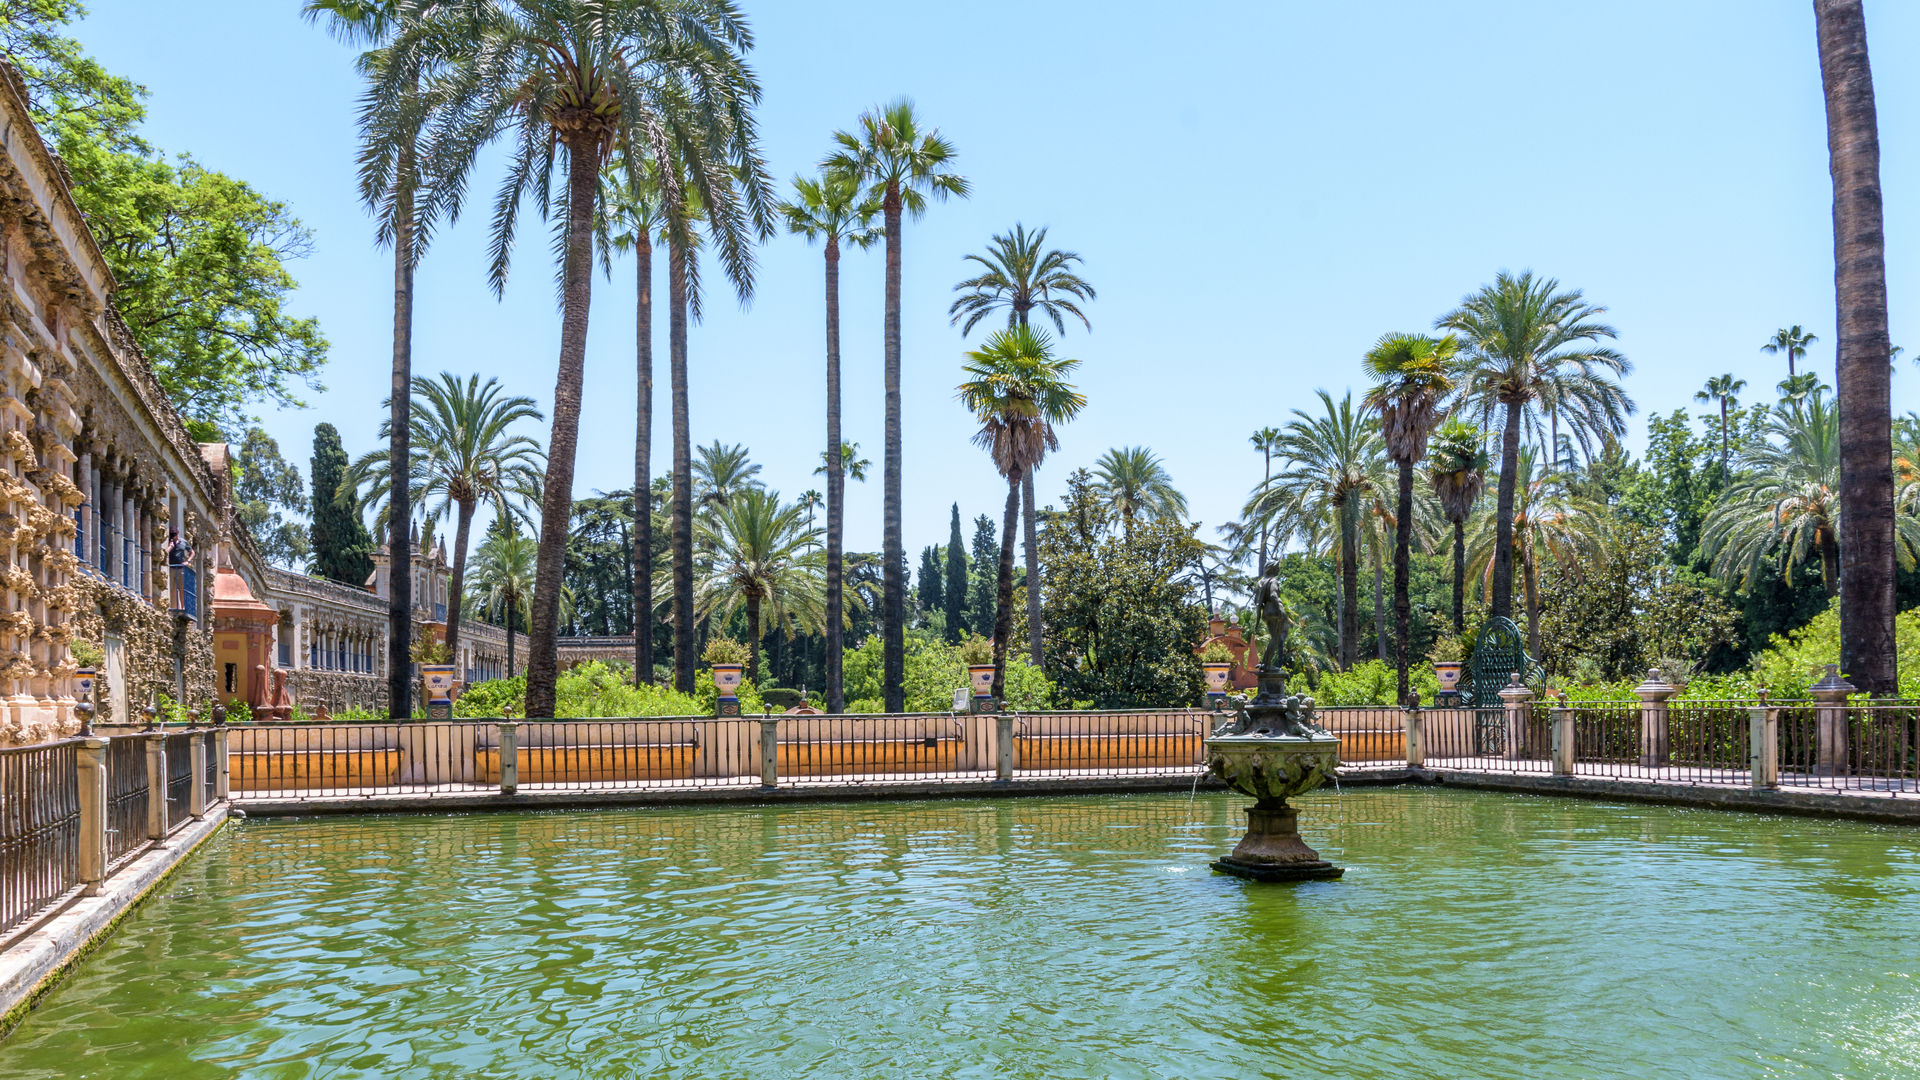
(1749, 697), (1779, 789)
(758, 717), (779, 787)
(1403, 705), (1425, 767)
(1499, 674), (1534, 761)
(496, 721), (518, 795)
(1810, 664), (1854, 777)
(213, 726), (230, 801)
(1634, 669), (1677, 769)
(145, 732), (168, 843)
(1550, 694), (1575, 776)
(188, 732), (208, 819)
(76, 736), (107, 896)
(995, 715), (1014, 780)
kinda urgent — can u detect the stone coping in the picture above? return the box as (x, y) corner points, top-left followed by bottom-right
(0, 805), (230, 1031)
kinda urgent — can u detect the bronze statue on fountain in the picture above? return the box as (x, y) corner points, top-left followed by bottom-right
(1204, 561), (1344, 882)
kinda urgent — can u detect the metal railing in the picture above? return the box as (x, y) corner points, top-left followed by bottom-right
(0, 741), (79, 938)
(1008, 710), (1209, 778)
(163, 732), (195, 833)
(104, 735), (148, 868)
(1778, 701), (1920, 793)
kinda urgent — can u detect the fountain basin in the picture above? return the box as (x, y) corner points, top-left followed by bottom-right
(1206, 733), (1345, 881)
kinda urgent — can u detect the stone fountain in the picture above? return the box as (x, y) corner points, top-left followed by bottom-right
(1205, 562), (1344, 882)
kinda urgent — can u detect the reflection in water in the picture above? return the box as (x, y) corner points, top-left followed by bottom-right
(3, 790), (1919, 1079)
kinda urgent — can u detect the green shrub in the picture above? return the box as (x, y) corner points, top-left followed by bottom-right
(701, 637), (751, 667)
(452, 662), (719, 719)
(454, 675), (526, 718)
(1288, 660), (1439, 707)
(760, 687), (803, 711)
(841, 632), (1054, 713)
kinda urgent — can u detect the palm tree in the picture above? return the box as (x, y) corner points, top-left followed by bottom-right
(304, 0), (432, 719)
(602, 160), (665, 682)
(797, 490), (823, 532)
(826, 98), (969, 714)
(693, 441), (762, 510)
(1816, 0), (1898, 694)
(1424, 420), (1487, 634)
(372, 0), (773, 718)
(1248, 427), (1282, 574)
(782, 170), (878, 714)
(1762, 325), (1819, 378)
(686, 488), (824, 685)
(1247, 391), (1388, 668)
(1362, 332), (1458, 703)
(956, 326), (1086, 699)
(950, 224), (1095, 668)
(1438, 271), (1632, 625)
(1694, 374), (1747, 473)
(1092, 446), (1188, 539)
(344, 374), (545, 661)
(1701, 390), (1847, 596)
(468, 527), (536, 678)
(814, 442), (871, 483)
(1465, 448), (1608, 660)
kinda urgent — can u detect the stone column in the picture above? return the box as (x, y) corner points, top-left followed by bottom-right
(758, 717), (779, 787)
(1499, 674), (1534, 761)
(1810, 664), (1854, 777)
(1749, 695), (1779, 789)
(145, 732), (168, 843)
(76, 736), (107, 896)
(188, 732), (208, 819)
(1403, 704), (1425, 767)
(1634, 670), (1677, 769)
(1550, 693), (1575, 776)
(496, 721), (518, 795)
(995, 715), (1015, 780)
(213, 726), (230, 801)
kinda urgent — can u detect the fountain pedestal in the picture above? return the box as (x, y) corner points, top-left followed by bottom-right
(1206, 674), (1344, 882)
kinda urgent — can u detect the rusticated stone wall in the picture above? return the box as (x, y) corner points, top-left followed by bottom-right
(285, 668), (386, 715)
(68, 571), (213, 725)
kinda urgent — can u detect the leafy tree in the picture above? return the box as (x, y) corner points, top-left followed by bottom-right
(235, 429), (309, 568)
(917, 545), (944, 619)
(308, 423), (373, 585)
(1536, 523), (1739, 682)
(1092, 446), (1187, 538)
(1038, 471), (1207, 708)
(1438, 271), (1632, 624)
(825, 97), (969, 713)
(967, 515), (998, 640)
(687, 488), (823, 685)
(943, 505), (968, 644)
(1465, 448), (1609, 659)
(784, 169), (878, 712)
(956, 324), (1085, 697)
(374, 0), (773, 717)
(1362, 331), (1458, 702)
(563, 492), (635, 637)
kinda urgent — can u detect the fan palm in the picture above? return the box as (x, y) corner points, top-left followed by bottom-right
(825, 98), (969, 713)
(467, 527), (535, 678)
(782, 169), (878, 714)
(1248, 427), (1282, 575)
(797, 490), (822, 531)
(814, 443), (870, 483)
(1362, 332), (1458, 702)
(1247, 390), (1389, 668)
(684, 488), (825, 685)
(1424, 420), (1488, 634)
(950, 223), (1093, 668)
(1762, 325), (1818, 379)
(1437, 271), (1632, 625)
(368, 0), (774, 717)
(344, 373), (545, 660)
(956, 326), (1086, 698)
(1816, 0), (1898, 694)
(1465, 448), (1608, 660)
(1092, 446), (1187, 539)
(1694, 373), (1747, 473)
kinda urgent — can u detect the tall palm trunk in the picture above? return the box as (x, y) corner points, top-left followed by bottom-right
(670, 234), (696, 693)
(1372, 542), (1386, 662)
(444, 499), (473, 660)
(1338, 500), (1358, 669)
(1524, 559), (1541, 660)
(523, 143), (599, 720)
(824, 239), (846, 713)
(1719, 400), (1731, 474)
(1817, 0), (1897, 694)
(506, 597), (516, 679)
(1392, 461), (1414, 704)
(634, 235), (654, 683)
(386, 174), (414, 718)
(1022, 473), (1040, 664)
(881, 183), (905, 713)
(1821, 531), (1840, 597)
(1490, 399), (1523, 621)
(745, 592), (762, 685)
(1450, 517), (1466, 634)
(992, 469), (1020, 700)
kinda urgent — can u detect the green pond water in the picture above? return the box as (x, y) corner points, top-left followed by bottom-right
(2, 789), (1918, 1079)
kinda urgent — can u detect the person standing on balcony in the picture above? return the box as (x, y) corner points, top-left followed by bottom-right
(166, 529), (193, 567)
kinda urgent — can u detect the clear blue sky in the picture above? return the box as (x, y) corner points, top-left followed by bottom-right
(75, 1), (1919, 560)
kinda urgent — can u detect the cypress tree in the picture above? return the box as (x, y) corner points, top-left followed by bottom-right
(968, 514), (998, 639)
(309, 423), (374, 585)
(917, 545), (943, 620)
(943, 504), (968, 644)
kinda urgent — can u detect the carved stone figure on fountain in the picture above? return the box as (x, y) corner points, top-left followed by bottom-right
(1253, 560), (1290, 675)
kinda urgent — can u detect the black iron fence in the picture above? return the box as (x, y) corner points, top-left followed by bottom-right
(104, 734), (148, 868)
(164, 732), (196, 833)
(0, 741), (79, 938)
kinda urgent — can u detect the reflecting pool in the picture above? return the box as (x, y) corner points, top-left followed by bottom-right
(4, 790), (1919, 1079)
